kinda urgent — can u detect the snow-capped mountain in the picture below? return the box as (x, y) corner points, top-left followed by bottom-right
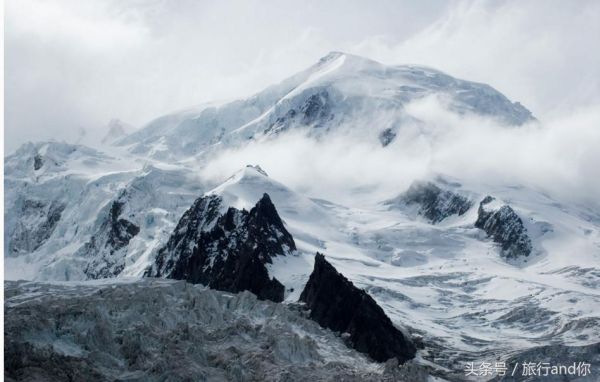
(5, 52), (599, 380)
(116, 52), (533, 160)
(4, 142), (203, 280)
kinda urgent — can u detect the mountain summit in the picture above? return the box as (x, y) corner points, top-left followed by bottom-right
(5, 52), (597, 380)
(118, 52), (533, 159)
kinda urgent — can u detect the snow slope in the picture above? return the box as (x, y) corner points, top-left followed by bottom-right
(192, 167), (600, 373)
(116, 52), (533, 160)
(4, 142), (204, 280)
(4, 52), (599, 379)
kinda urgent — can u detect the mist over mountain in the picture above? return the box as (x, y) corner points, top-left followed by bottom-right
(5, 52), (600, 380)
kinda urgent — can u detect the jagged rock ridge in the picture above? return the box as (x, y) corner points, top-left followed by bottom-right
(299, 253), (416, 363)
(78, 193), (140, 279)
(33, 154), (43, 170)
(147, 193), (295, 302)
(475, 196), (532, 259)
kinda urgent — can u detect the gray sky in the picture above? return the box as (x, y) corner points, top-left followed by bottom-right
(5, 0), (600, 152)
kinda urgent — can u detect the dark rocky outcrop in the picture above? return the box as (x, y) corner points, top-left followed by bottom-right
(475, 196), (532, 259)
(33, 154), (44, 170)
(8, 199), (65, 255)
(300, 91), (332, 125)
(80, 197), (140, 279)
(299, 253), (416, 363)
(265, 89), (336, 135)
(147, 193), (295, 302)
(379, 128), (396, 147)
(389, 181), (472, 224)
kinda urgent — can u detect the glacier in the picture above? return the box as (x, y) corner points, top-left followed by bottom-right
(4, 52), (599, 381)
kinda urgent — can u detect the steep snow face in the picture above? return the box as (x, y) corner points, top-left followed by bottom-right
(77, 195), (141, 279)
(8, 199), (65, 255)
(118, 52), (534, 159)
(4, 143), (204, 281)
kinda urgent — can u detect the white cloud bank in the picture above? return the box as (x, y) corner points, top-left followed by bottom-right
(5, 0), (600, 153)
(4, 0), (599, 208)
(201, 96), (600, 208)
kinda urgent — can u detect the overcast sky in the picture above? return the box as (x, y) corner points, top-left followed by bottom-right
(5, 0), (600, 152)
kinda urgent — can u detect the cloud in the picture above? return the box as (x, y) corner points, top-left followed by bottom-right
(3, 0), (448, 151)
(5, 0), (600, 162)
(200, 97), (600, 208)
(350, 0), (600, 119)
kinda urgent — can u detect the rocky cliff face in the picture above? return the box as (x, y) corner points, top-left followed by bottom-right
(147, 193), (295, 302)
(388, 181), (472, 224)
(475, 196), (532, 259)
(299, 253), (416, 363)
(33, 154), (43, 170)
(8, 199), (65, 255)
(78, 194), (140, 279)
(264, 88), (337, 135)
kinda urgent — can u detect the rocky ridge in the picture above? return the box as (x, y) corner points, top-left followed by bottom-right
(299, 253), (417, 363)
(147, 193), (295, 302)
(475, 196), (532, 260)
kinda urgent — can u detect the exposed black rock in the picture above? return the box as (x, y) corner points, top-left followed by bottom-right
(8, 199), (65, 255)
(379, 128), (396, 147)
(299, 253), (416, 363)
(265, 89), (335, 134)
(388, 181), (472, 224)
(147, 193), (295, 302)
(33, 154), (43, 170)
(300, 91), (332, 125)
(80, 195), (140, 279)
(475, 196), (532, 259)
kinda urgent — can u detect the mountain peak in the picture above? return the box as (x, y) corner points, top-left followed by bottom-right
(147, 192), (294, 302)
(115, 52), (534, 160)
(245, 164), (269, 177)
(317, 51), (381, 67)
(308, 51), (385, 81)
(300, 252), (416, 363)
(319, 51), (345, 62)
